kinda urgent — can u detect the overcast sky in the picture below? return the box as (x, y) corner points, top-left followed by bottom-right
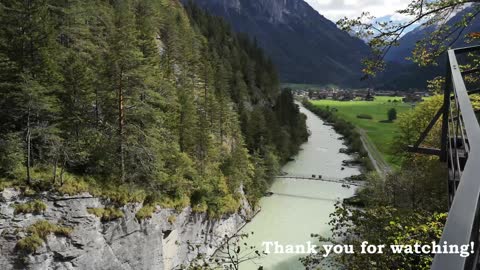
(304, 0), (413, 23)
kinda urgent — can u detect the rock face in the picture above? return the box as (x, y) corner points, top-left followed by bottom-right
(187, 0), (371, 86)
(0, 189), (252, 270)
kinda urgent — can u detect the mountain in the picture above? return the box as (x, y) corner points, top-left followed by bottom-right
(378, 4), (480, 90)
(386, 4), (480, 64)
(185, 0), (371, 87)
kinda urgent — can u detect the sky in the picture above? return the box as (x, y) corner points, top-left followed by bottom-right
(304, 0), (414, 24)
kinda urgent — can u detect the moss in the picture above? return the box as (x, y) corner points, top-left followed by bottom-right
(16, 220), (73, 254)
(167, 215), (176, 224)
(14, 200), (47, 215)
(135, 205), (156, 220)
(87, 207), (124, 222)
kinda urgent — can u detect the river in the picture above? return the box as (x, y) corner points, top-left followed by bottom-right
(239, 104), (361, 270)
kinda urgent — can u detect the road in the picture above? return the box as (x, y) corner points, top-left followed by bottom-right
(357, 128), (392, 178)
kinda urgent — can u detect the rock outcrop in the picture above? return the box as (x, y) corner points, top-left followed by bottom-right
(0, 189), (251, 270)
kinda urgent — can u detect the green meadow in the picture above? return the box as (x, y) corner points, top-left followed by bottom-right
(311, 96), (416, 166)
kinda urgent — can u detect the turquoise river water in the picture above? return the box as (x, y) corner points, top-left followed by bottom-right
(239, 104), (361, 270)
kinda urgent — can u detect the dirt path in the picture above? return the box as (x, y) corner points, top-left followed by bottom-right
(357, 128), (392, 178)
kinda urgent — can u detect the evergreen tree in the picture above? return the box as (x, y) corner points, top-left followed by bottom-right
(0, 0), (308, 217)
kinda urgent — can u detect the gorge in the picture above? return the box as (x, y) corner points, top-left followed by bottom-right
(0, 103), (361, 270)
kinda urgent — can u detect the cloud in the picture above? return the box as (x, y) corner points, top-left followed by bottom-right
(304, 0), (412, 23)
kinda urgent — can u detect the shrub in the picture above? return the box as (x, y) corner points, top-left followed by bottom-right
(388, 108), (398, 121)
(26, 220), (72, 238)
(101, 185), (147, 205)
(167, 215), (176, 224)
(16, 220), (73, 254)
(192, 201), (208, 213)
(356, 114), (373, 120)
(136, 205), (156, 220)
(14, 200), (47, 215)
(87, 207), (124, 222)
(16, 235), (43, 253)
(57, 178), (89, 196)
(159, 195), (190, 211)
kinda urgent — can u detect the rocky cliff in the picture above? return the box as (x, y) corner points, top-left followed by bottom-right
(0, 189), (252, 270)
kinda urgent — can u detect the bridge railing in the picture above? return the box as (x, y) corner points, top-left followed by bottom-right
(430, 46), (480, 270)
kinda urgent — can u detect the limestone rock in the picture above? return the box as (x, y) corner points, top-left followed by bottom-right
(0, 188), (252, 270)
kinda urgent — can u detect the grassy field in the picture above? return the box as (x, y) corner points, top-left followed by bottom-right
(311, 96), (415, 167)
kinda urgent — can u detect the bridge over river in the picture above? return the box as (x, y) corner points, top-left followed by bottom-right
(276, 174), (365, 187)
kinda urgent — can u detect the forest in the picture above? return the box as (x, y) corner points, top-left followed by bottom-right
(0, 0), (308, 218)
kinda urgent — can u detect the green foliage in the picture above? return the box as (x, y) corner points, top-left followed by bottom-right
(16, 235), (44, 254)
(16, 220), (72, 254)
(57, 179), (90, 196)
(0, 133), (24, 178)
(100, 185), (147, 205)
(303, 204), (447, 270)
(87, 207), (124, 222)
(0, 0), (307, 218)
(136, 205), (156, 220)
(337, 0), (480, 75)
(27, 220), (72, 238)
(14, 200), (47, 215)
(167, 215), (176, 224)
(310, 96), (415, 167)
(387, 108), (397, 121)
(395, 95), (444, 154)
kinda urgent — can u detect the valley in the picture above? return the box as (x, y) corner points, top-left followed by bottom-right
(1, 0), (479, 269)
(310, 96), (414, 167)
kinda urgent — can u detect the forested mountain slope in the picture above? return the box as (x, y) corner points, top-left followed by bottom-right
(185, 0), (371, 87)
(0, 0), (307, 217)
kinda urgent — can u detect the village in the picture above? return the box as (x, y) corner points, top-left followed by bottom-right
(293, 88), (430, 103)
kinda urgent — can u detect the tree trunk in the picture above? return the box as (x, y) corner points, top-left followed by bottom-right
(60, 157), (66, 186)
(26, 106), (32, 184)
(118, 69), (125, 182)
(95, 88), (100, 126)
(52, 156), (58, 185)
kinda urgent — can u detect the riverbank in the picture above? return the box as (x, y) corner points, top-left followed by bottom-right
(302, 100), (374, 173)
(238, 103), (361, 269)
(308, 97), (415, 168)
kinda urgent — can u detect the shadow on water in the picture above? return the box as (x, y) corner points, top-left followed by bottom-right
(272, 192), (339, 202)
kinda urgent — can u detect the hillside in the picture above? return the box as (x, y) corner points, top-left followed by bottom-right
(185, 0), (371, 87)
(0, 0), (307, 220)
